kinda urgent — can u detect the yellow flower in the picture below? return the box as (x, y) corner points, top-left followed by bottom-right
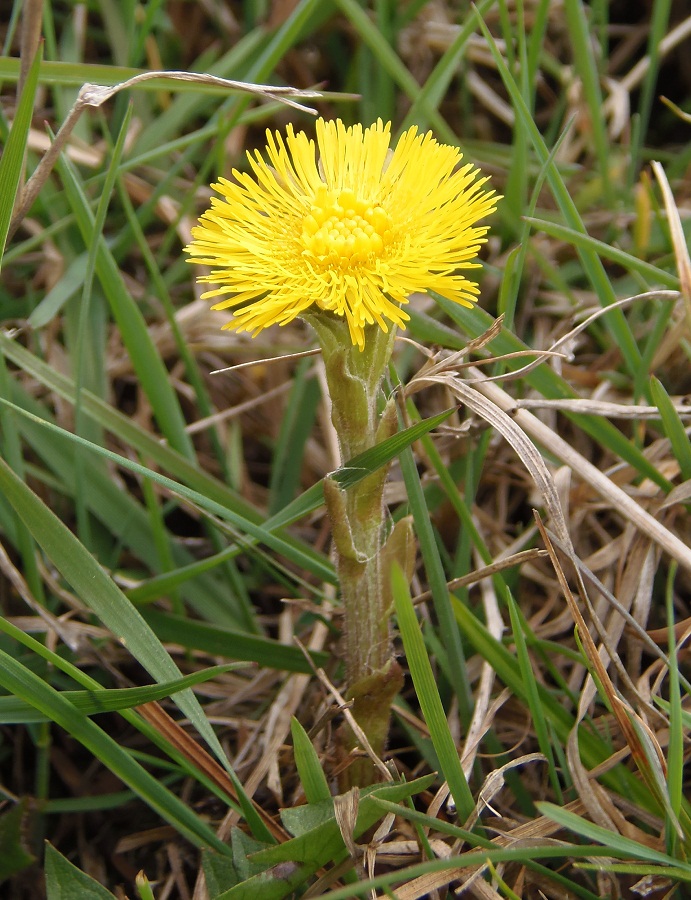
(186, 118), (498, 350)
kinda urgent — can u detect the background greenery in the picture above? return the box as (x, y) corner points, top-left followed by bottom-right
(0, 1), (690, 897)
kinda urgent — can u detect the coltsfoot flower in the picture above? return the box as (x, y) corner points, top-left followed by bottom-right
(186, 118), (498, 350)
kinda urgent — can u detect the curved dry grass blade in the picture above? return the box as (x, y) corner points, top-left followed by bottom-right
(406, 368), (572, 551)
(652, 161), (691, 331)
(457, 368), (691, 577)
(10, 70), (321, 238)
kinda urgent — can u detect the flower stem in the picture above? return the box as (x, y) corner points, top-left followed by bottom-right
(305, 314), (414, 784)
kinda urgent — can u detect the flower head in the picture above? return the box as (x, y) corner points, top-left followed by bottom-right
(186, 118), (498, 350)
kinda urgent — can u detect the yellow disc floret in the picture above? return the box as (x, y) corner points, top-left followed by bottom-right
(302, 187), (392, 266)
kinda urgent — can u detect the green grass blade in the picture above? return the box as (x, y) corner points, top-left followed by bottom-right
(0, 333), (330, 585)
(314, 843), (616, 900)
(0, 356), (46, 607)
(130, 30), (267, 158)
(0, 451), (224, 758)
(334, 0), (454, 143)
(373, 794), (604, 899)
(505, 591), (561, 801)
(142, 610), (328, 674)
(397, 434), (472, 725)
(0, 447), (275, 840)
(115, 163), (232, 485)
(563, 0), (611, 203)
(0, 54), (321, 95)
(452, 597), (664, 813)
(0, 44), (42, 263)
(268, 359), (320, 516)
(9, 384), (246, 626)
(665, 564), (689, 856)
(290, 717), (331, 804)
(0, 392), (334, 585)
(0, 648), (231, 855)
(629, 0), (673, 180)
(538, 802), (691, 872)
(71, 103), (134, 545)
(0, 332), (261, 522)
(391, 564), (474, 821)
(27, 253), (89, 328)
(474, 11), (642, 378)
(400, 0), (496, 134)
(0, 665), (239, 724)
(650, 376), (691, 481)
(55, 150), (196, 461)
(523, 216), (680, 289)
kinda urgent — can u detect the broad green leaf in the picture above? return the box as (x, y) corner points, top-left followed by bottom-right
(217, 776), (435, 900)
(45, 843), (116, 899)
(280, 797), (335, 839)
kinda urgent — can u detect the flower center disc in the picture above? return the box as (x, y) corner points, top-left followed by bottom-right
(301, 187), (392, 266)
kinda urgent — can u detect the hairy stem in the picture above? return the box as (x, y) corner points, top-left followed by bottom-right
(306, 314), (414, 784)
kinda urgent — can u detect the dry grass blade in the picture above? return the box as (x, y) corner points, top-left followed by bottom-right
(406, 365), (573, 550)
(458, 565), (505, 780)
(334, 788), (361, 865)
(240, 608), (330, 804)
(136, 702), (289, 842)
(412, 549), (547, 605)
(619, 13), (691, 93)
(534, 517), (683, 842)
(513, 397), (691, 418)
(0, 539), (82, 650)
(210, 347), (321, 375)
(652, 161), (691, 331)
(459, 367), (691, 577)
(10, 71), (321, 239)
(467, 753), (547, 832)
